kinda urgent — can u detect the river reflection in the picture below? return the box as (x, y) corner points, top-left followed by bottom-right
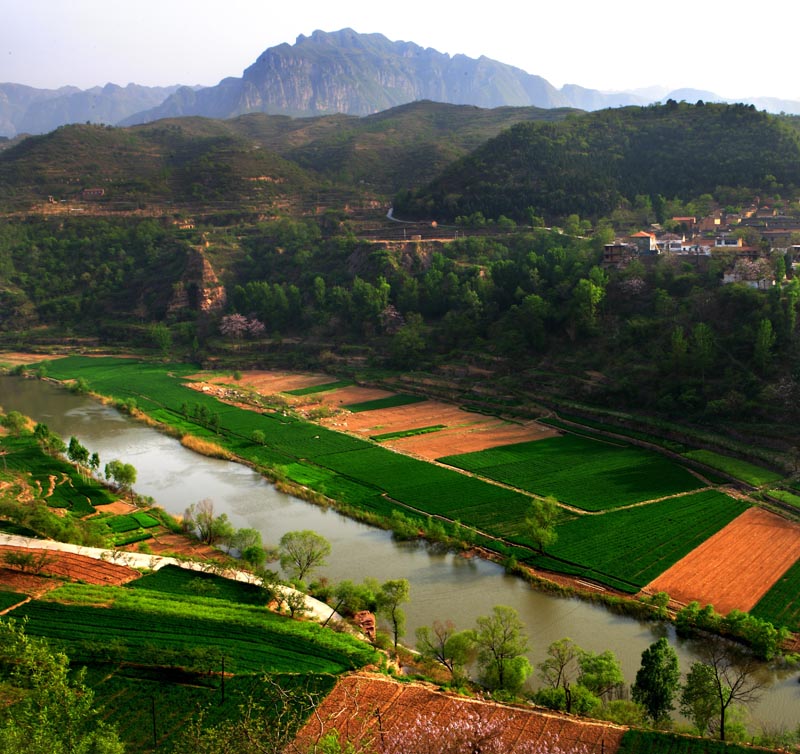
(1, 375), (797, 730)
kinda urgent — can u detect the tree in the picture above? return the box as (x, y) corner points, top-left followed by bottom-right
(33, 422), (66, 456)
(278, 530), (331, 582)
(415, 619), (475, 683)
(67, 436), (90, 474)
(183, 498), (235, 546)
(474, 605), (531, 694)
(680, 662), (718, 736)
(377, 578), (410, 652)
(1, 410), (27, 435)
(690, 323), (715, 382)
(149, 322), (172, 357)
(753, 318), (776, 373)
(525, 496), (558, 552)
(230, 527), (269, 568)
(577, 649), (624, 700)
(537, 637), (581, 690)
(682, 639), (766, 741)
(104, 459), (137, 502)
(631, 637), (680, 722)
(0, 618), (124, 754)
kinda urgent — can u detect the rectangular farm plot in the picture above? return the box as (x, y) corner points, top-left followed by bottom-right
(439, 435), (704, 511)
(538, 490), (749, 593)
(312, 446), (534, 536)
(646, 507), (800, 615)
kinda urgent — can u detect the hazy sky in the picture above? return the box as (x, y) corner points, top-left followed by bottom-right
(3, 0), (798, 101)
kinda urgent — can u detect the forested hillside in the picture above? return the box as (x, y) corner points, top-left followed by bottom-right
(395, 102), (800, 222)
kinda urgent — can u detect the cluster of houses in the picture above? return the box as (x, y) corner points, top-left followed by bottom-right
(604, 205), (800, 290)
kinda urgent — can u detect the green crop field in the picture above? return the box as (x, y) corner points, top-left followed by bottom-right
(682, 449), (783, 486)
(371, 425), (445, 441)
(344, 394), (427, 412)
(0, 590), (26, 611)
(283, 380), (354, 396)
(751, 557), (800, 631)
(766, 488), (800, 510)
(617, 730), (763, 753)
(439, 435), (704, 511)
(128, 564), (270, 605)
(532, 490), (749, 592)
(12, 582), (378, 675)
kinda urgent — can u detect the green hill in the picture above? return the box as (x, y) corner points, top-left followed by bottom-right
(395, 101), (800, 222)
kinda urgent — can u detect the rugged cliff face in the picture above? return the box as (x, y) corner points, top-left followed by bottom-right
(168, 247), (226, 317)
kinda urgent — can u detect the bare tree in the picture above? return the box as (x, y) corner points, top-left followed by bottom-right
(682, 638), (767, 741)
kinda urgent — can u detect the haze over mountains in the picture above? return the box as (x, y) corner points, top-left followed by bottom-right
(3, 28), (800, 138)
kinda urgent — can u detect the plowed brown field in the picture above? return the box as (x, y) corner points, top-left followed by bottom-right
(205, 370), (333, 394)
(0, 545), (140, 587)
(292, 673), (624, 754)
(643, 507), (800, 614)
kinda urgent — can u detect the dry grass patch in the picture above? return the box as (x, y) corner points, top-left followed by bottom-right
(180, 435), (234, 460)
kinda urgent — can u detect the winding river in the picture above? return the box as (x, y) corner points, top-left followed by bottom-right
(1, 375), (797, 731)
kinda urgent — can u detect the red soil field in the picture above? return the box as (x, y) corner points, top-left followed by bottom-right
(204, 369), (333, 394)
(643, 506), (800, 614)
(0, 545), (140, 588)
(292, 673), (624, 754)
(318, 396), (558, 459)
(387, 419), (558, 460)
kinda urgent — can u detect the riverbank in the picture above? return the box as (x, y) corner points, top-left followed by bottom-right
(27, 360), (800, 655)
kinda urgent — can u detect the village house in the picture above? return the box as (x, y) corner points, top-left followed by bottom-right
(629, 230), (658, 254)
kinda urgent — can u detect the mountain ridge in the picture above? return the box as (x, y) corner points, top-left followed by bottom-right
(5, 28), (800, 138)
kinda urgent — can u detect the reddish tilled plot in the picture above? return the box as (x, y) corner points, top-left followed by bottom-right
(292, 673), (624, 754)
(644, 507), (800, 614)
(389, 419), (559, 460)
(320, 397), (559, 460)
(202, 369), (334, 394)
(0, 546), (141, 587)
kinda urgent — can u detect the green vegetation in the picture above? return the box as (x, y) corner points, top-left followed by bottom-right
(681, 450), (783, 486)
(751, 557), (800, 632)
(344, 393), (427, 412)
(766, 488), (800, 508)
(0, 590), (25, 611)
(440, 435), (704, 511)
(128, 564), (269, 605)
(15, 581), (378, 674)
(0, 433), (115, 514)
(371, 424), (445, 441)
(616, 730), (769, 754)
(534, 491), (748, 593)
(398, 101), (800, 223)
(284, 380), (354, 396)
(95, 669), (335, 754)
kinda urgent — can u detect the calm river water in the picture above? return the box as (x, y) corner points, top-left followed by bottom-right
(1, 375), (797, 731)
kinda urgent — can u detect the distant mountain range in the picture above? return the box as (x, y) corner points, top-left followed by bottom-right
(3, 28), (800, 138)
